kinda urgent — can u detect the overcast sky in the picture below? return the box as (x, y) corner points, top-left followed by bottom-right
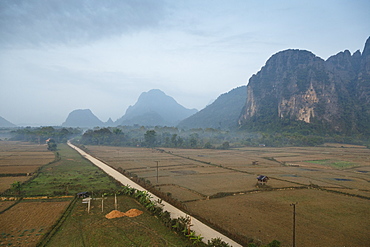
(0, 0), (369, 126)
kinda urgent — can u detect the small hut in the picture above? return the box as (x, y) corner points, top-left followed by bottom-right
(77, 192), (90, 198)
(257, 175), (269, 185)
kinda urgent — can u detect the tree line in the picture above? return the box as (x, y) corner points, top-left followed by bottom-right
(8, 125), (369, 149)
(10, 126), (82, 144)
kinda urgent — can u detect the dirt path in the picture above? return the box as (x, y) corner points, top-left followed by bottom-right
(68, 142), (242, 247)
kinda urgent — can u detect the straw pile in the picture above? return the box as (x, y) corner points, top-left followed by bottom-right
(105, 209), (143, 219)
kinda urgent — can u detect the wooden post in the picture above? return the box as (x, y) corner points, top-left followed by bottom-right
(155, 161), (159, 183)
(102, 194), (104, 213)
(290, 202), (298, 247)
(88, 199), (91, 214)
(115, 193), (117, 210)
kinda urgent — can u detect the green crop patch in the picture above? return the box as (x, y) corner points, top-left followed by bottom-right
(19, 144), (121, 196)
(304, 159), (354, 169)
(46, 195), (193, 247)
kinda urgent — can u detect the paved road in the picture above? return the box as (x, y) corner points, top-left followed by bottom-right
(68, 142), (242, 247)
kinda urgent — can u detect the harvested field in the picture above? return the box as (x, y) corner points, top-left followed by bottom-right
(0, 141), (55, 193)
(0, 200), (71, 247)
(156, 184), (205, 202)
(0, 201), (17, 212)
(186, 189), (370, 247)
(0, 141), (54, 173)
(86, 144), (370, 246)
(0, 176), (29, 193)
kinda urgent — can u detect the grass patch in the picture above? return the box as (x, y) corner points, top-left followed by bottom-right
(304, 159), (354, 169)
(46, 195), (193, 247)
(19, 144), (121, 196)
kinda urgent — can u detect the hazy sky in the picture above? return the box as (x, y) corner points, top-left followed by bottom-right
(1, 0), (369, 126)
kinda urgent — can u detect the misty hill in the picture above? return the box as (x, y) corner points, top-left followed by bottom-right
(115, 89), (198, 127)
(62, 109), (105, 128)
(239, 36), (370, 136)
(178, 86), (247, 130)
(0, 116), (16, 127)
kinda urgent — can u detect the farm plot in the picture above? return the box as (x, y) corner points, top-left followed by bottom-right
(0, 200), (71, 247)
(0, 201), (17, 213)
(47, 195), (193, 247)
(0, 176), (30, 192)
(0, 141), (55, 193)
(87, 146), (200, 170)
(185, 189), (370, 247)
(86, 144), (370, 246)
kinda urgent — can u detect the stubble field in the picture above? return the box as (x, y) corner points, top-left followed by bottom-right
(0, 141), (55, 193)
(86, 144), (370, 246)
(0, 200), (71, 246)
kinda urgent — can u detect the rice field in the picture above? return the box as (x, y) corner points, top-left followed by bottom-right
(86, 144), (370, 246)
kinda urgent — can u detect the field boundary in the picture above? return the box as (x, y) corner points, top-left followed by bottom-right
(0, 198), (22, 214)
(160, 148), (370, 201)
(1, 150), (61, 197)
(36, 197), (78, 247)
(155, 183), (208, 199)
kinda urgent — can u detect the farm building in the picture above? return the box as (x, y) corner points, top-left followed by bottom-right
(77, 192), (90, 198)
(257, 175), (269, 185)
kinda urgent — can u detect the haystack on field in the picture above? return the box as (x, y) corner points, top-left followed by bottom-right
(0, 141), (55, 192)
(86, 144), (370, 246)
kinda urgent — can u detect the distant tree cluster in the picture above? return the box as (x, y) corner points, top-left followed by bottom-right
(10, 126), (82, 144)
(76, 123), (369, 149)
(77, 126), (256, 149)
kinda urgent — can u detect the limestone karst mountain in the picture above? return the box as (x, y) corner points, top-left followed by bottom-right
(238, 36), (370, 136)
(0, 116), (16, 127)
(62, 109), (104, 128)
(115, 89), (198, 127)
(178, 86), (247, 130)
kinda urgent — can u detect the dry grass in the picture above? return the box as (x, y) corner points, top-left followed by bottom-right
(0, 141), (55, 193)
(86, 144), (370, 246)
(0, 176), (30, 192)
(186, 189), (370, 247)
(0, 141), (54, 175)
(0, 201), (70, 247)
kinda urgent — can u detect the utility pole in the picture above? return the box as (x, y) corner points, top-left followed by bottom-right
(155, 161), (159, 183)
(290, 202), (298, 247)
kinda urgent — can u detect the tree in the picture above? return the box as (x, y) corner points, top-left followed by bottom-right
(171, 134), (178, 147)
(221, 141), (230, 149)
(189, 137), (197, 147)
(12, 181), (21, 195)
(47, 138), (57, 151)
(204, 142), (213, 149)
(144, 130), (157, 147)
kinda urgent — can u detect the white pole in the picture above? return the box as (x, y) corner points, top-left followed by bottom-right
(102, 194), (104, 212)
(115, 193), (117, 210)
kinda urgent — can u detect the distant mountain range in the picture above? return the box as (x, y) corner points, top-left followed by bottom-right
(115, 89), (198, 126)
(0, 116), (16, 127)
(61, 89), (198, 128)
(178, 86), (247, 130)
(37, 36), (370, 136)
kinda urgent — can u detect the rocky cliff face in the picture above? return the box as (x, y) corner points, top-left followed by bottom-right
(239, 36), (370, 135)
